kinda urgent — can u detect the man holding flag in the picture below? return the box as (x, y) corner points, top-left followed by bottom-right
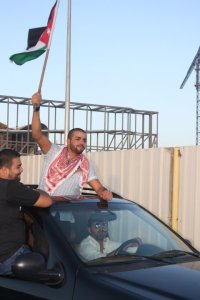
(31, 92), (113, 201)
(9, 1), (112, 200)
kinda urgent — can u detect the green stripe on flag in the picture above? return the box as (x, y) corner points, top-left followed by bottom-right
(9, 47), (46, 66)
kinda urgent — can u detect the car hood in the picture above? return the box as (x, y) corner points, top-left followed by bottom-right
(93, 259), (200, 299)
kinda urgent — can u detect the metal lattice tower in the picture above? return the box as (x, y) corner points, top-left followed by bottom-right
(180, 46), (200, 145)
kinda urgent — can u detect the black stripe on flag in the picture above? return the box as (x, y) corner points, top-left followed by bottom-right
(26, 27), (47, 50)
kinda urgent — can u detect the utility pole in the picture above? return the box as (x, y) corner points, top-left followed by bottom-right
(180, 47), (200, 145)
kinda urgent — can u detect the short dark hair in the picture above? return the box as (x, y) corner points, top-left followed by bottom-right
(0, 149), (20, 168)
(67, 128), (86, 140)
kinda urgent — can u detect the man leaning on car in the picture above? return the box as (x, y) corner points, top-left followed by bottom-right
(0, 149), (53, 276)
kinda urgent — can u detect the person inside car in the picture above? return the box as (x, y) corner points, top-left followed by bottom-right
(78, 211), (120, 261)
(31, 91), (112, 201)
(78, 211), (143, 261)
(0, 149), (53, 276)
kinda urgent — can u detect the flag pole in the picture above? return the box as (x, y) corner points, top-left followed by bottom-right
(38, 0), (60, 92)
(64, 0), (71, 142)
(38, 49), (50, 93)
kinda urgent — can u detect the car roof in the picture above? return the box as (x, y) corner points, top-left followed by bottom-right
(51, 195), (135, 205)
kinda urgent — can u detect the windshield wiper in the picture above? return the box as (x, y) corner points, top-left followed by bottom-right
(87, 253), (174, 265)
(153, 249), (200, 259)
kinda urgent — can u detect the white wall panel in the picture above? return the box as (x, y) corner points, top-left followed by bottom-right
(87, 148), (172, 224)
(179, 146), (200, 250)
(21, 155), (43, 185)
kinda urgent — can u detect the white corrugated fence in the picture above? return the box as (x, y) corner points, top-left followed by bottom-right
(21, 146), (200, 250)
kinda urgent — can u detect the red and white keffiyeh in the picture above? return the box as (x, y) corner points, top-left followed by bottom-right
(45, 146), (89, 194)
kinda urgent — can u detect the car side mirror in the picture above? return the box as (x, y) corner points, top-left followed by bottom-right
(12, 252), (64, 286)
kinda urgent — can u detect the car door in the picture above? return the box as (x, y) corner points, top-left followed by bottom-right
(0, 207), (79, 300)
(0, 277), (61, 300)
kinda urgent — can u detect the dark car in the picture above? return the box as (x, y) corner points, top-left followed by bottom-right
(1, 195), (200, 300)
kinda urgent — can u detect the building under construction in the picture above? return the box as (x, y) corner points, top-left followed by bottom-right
(0, 95), (158, 154)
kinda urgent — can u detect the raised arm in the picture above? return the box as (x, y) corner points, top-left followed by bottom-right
(88, 179), (112, 201)
(31, 92), (52, 154)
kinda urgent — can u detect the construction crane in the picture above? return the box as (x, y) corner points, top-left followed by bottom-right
(180, 46), (200, 145)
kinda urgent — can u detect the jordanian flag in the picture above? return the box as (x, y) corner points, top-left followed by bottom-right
(9, 1), (57, 66)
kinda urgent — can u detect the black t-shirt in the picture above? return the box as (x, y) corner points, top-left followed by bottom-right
(0, 179), (40, 262)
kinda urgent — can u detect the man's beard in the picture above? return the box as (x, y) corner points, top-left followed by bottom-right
(96, 231), (107, 241)
(8, 173), (21, 181)
(70, 144), (85, 154)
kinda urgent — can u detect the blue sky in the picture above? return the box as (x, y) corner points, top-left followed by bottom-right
(1, 0), (200, 147)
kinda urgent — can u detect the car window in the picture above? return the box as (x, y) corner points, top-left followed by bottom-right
(22, 210), (49, 259)
(50, 201), (193, 264)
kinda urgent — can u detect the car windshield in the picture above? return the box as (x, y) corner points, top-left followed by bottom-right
(50, 198), (194, 265)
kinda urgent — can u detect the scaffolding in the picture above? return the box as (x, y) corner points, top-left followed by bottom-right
(180, 46), (200, 145)
(0, 95), (158, 154)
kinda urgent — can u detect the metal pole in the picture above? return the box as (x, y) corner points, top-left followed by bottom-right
(171, 148), (181, 232)
(195, 59), (200, 145)
(64, 0), (71, 143)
